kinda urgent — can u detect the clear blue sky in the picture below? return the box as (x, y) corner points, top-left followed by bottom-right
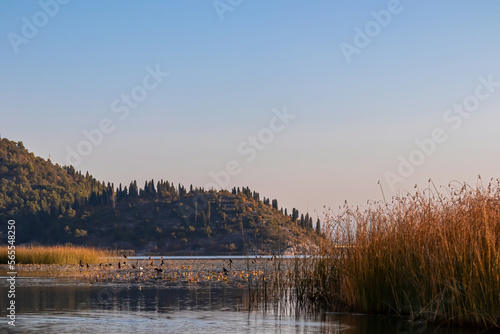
(1, 0), (500, 218)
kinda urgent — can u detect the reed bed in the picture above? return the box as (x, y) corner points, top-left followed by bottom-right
(295, 179), (500, 329)
(0, 245), (115, 264)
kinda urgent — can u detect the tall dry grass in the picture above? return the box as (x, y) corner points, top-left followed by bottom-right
(0, 245), (115, 265)
(299, 179), (500, 328)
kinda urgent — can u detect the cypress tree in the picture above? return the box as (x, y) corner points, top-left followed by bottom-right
(316, 219), (321, 234)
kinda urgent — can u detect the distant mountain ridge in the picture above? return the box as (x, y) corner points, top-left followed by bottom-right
(0, 138), (324, 255)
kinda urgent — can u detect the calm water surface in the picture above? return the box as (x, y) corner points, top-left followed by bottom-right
(126, 255), (311, 260)
(0, 277), (492, 333)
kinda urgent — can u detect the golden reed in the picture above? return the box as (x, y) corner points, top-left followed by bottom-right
(0, 245), (114, 265)
(303, 179), (500, 329)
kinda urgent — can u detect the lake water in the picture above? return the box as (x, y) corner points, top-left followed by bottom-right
(0, 277), (492, 333)
(125, 255), (311, 260)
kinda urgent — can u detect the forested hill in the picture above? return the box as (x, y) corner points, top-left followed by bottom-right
(0, 138), (324, 255)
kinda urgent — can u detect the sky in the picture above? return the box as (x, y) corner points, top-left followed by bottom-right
(1, 0), (500, 220)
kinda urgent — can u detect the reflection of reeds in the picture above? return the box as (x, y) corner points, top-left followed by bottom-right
(246, 255), (335, 318)
(0, 245), (115, 264)
(286, 180), (500, 329)
(247, 255), (293, 314)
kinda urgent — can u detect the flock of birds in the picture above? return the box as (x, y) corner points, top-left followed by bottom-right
(73, 256), (282, 286)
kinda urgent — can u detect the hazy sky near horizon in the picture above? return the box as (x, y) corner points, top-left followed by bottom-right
(1, 1), (500, 218)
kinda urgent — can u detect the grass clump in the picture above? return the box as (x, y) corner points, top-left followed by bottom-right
(297, 179), (500, 329)
(0, 245), (115, 265)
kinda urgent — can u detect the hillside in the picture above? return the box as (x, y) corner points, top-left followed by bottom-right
(0, 138), (324, 255)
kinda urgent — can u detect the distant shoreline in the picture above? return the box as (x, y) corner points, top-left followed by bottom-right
(0, 257), (290, 288)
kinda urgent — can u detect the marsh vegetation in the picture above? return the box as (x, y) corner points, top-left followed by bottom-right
(283, 180), (500, 330)
(0, 245), (115, 265)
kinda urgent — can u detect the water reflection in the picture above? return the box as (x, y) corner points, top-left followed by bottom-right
(125, 255), (310, 260)
(0, 278), (342, 333)
(0, 277), (493, 333)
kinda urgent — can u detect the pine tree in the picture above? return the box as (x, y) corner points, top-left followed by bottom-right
(207, 202), (211, 221)
(272, 199), (278, 210)
(129, 181), (138, 197)
(150, 179), (156, 198)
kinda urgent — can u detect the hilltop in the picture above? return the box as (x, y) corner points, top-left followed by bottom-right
(0, 138), (324, 255)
